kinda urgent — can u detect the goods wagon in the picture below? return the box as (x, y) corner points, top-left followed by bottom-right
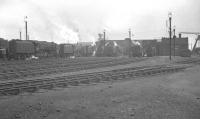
(59, 44), (74, 57)
(0, 38), (9, 58)
(33, 41), (58, 57)
(8, 39), (35, 59)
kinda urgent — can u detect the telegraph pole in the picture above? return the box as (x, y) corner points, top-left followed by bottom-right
(168, 13), (172, 60)
(173, 26), (176, 57)
(24, 16), (28, 40)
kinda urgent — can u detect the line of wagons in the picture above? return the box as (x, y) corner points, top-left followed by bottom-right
(0, 38), (94, 60)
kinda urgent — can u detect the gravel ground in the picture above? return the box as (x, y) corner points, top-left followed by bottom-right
(0, 56), (171, 83)
(0, 57), (200, 119)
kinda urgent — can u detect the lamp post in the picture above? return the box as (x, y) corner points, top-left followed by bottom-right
(24, 16), (28, 40)
(173, 25), (176, 57)
(168, 12), (172, 60)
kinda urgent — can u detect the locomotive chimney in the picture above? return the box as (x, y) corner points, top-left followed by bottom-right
(19, 30), (22, 40)
(129, 28), (131, 40)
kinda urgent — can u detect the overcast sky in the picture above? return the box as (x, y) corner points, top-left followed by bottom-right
(0, 0), (199, 44)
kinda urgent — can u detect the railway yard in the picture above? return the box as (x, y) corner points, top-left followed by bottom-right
(0, 0), (199, 118)
(0, 56), (200, 119)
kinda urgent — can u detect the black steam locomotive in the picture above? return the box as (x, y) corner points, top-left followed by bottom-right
(0, 38), (74, 60)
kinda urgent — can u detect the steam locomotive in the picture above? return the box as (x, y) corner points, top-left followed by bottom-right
(0, 38), (75, 60)
(0, 38), (95, 60)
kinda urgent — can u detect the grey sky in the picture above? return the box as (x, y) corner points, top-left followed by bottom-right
(0, 0), (199, 43)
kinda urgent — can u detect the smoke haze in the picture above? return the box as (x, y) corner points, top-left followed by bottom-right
(0, 0), (199, 43)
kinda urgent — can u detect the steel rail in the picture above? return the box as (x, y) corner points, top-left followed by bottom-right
(0, 64), (187, 96)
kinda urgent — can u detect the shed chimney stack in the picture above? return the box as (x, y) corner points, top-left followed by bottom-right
(179, 33), (181, 38)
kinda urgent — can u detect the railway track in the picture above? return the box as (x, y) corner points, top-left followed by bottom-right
(0, 64), (188, 96)
(175, 57), (200, 64)
(0, 57), (147, 81)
